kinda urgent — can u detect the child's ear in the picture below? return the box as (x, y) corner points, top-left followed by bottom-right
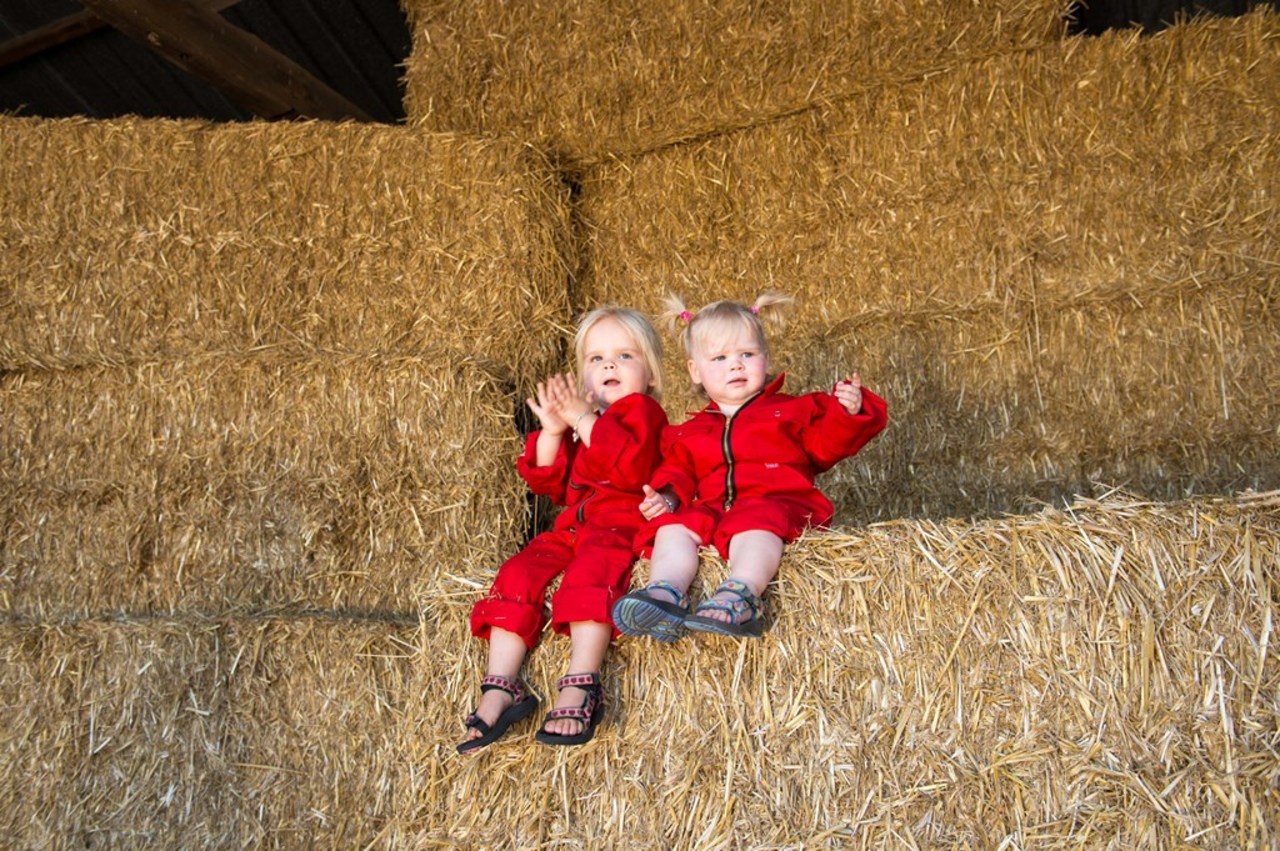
(686, 359), (700, 383)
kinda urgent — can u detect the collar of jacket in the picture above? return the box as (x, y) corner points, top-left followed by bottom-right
(695, 373), (787, 416)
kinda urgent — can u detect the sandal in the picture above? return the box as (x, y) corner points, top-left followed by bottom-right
(684, 578), (765, 638)
(456, 674), (539, 754)
(612, 581), (690, 642)
(535, 673), (604, 746)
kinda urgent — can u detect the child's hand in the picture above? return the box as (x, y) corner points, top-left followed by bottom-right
(548, 372), (593, 427)
(639, 484), (675, 520)
(834, 372), (864, 415)
(526, 378), (569, 434)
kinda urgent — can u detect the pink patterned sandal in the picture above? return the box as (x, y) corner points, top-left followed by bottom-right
(457, 674), (539, 753)
(534, 673), (604, 746)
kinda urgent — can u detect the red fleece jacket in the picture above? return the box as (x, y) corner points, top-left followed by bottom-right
(517, 392), (668, 534)
(651, 374), (887, 524)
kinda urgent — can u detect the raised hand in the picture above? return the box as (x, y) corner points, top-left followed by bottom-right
(834, 372), (864, 415)
(526, 377), (569, 434)
(546, 372), (592, 427)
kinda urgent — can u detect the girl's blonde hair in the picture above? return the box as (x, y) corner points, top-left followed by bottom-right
(661, 291), (793, 398)
(573, 306), (665, 399)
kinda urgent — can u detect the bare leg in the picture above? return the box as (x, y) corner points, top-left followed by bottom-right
(462, 627), (528, 748)
(543, 620), (611, 737)
(700, 530), (783, 624)
(645, 523), (702, 600)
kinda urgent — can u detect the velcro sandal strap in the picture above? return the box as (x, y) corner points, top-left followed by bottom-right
(479, 674), (526, 702)
(556, 672), (601, 690)
(646, 580), (690, 609)
(545, 704), (591, 721)
(699, 578), (761, 619)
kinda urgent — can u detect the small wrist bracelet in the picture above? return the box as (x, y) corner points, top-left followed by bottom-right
(573, 410), (594, 433)
(659, 493), (677, 513)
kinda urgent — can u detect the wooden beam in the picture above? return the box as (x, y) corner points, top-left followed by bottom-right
(77, 0), (373, 122)
(0, 1), (241, 73)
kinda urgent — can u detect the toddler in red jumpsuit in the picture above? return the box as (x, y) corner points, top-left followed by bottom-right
(459, 307), (667, 752)
(613, 293), (886, 640)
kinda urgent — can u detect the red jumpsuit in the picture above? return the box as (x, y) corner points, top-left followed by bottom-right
(470, 392), (668, 648)
(639, 374), (887, 558)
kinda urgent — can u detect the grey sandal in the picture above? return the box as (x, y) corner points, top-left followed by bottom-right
(684, 579), (765, 638)
(612, 581), (690, 642)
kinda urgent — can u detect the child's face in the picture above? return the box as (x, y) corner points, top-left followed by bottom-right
(580, 316), (655, 407)
(687, 322), (768, 408)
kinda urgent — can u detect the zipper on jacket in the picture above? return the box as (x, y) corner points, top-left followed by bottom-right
(565, 480), (594, 526)
(722, 413), (737, 510)
(721, 390), (766, 510)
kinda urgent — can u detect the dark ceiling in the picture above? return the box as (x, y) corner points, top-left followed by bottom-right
(0, 0), (411, 124)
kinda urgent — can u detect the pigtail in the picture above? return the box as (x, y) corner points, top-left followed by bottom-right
(750, 291), (794, 326)
(659, 293), (692, 332)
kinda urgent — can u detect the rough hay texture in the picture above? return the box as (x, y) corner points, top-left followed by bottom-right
(578, 13), (1280, 522)
(411, 491), (1280, 847)
(6, 492), (1272, 848)
(0, 615), (417, 848)
(0, 116), (573, 385)
(401, 0), (1070, 162)
(0, 353), (525, 617)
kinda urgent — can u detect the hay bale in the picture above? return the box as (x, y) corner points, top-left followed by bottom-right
(0, 615), (417, 847)
(0, 116), (573, 385)
(401, 0), (1071, 161)
(4, 492), (1274, 847)
(576, 12), (1280, 520)
(0, 353), (526, 617)
(391, 490), (1279, 848)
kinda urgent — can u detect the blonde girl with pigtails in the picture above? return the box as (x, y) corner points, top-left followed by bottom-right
(613, 292), (887, 640)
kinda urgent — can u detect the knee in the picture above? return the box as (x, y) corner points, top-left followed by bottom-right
(655, 523), (700, 548)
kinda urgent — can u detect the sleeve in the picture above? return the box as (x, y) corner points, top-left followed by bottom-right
(801, 385), (888, 473)
(515, 430), (572, 504)
(647, 425), (700, 507)
(575, 394), (669, 490)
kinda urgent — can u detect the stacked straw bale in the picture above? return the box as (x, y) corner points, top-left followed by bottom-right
(576, 13), (1280, 522)
(7, 491), (1272, 847)
(0, 615), (417, 847)
(401, 0), (1071, 162)
(0, 116), (573, 383)
(405, 490), (1278, 847)
(1, 353), (525, 616)
(0, 115), (581, 619)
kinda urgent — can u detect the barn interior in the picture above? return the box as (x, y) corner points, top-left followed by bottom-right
(1, 1), (1278, 847)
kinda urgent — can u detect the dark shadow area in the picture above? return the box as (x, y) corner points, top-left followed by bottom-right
(1068, 0), (1277, 34)
(0, 0), (411, 122)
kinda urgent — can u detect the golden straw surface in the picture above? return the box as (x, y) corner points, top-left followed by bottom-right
(577, 13), (1280, 521)
(4, 492), (1274, 848)
(0, 117), (573, 385)
(1, 353), (526, 616)
(401, 0), (1071, 162)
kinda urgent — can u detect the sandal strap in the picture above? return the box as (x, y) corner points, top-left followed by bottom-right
(462, 713), (493, 733)
(479, 674), (527, 702)
(545, 674), (603, 721)
(645, 580), (690, 609)
(545, 704), (593, 721)
(696, 579), (761, 621)
(556, 672), (601, 691)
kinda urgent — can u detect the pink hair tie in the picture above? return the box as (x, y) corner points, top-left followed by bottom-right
(750, 305), (760, 315)
(678, 310), (693, 323)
